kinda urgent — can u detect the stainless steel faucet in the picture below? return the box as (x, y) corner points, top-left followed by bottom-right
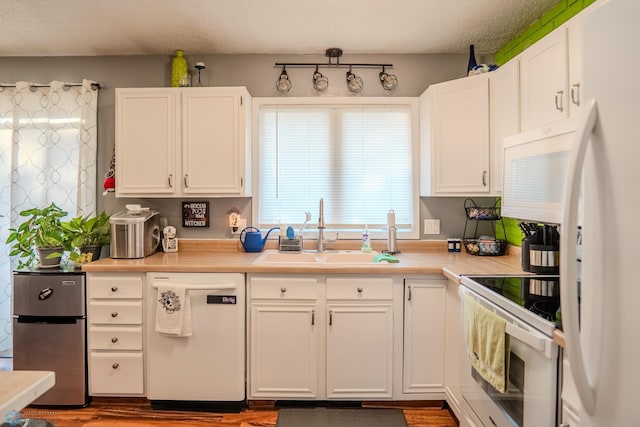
(317, 198), (325, 252)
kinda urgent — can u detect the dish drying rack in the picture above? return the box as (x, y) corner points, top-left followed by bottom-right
(462, 198), (507, 256)
(278, 211), (311, 253)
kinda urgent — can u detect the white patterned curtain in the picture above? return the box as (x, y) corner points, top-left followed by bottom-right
(0, 79), (98, 356)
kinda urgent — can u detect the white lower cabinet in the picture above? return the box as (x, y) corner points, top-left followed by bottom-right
(403, 278), (446, 394)
(248, 275), (396, 400)
(326, 277), (394, 399)
(249, 276), (319, 399)
(87, 272), (145, 396)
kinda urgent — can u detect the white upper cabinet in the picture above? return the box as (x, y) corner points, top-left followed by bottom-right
(520, 27), (569, 130)
(420, 74), (490, 196)
(489, 60), (520, 194)
(115, 87), (251, 198)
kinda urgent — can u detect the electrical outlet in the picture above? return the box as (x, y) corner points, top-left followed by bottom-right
(424, 219), (440, 235)
(232, 218), (247, 234)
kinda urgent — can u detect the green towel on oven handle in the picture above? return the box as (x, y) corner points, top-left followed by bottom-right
(463, 294), (510, 393)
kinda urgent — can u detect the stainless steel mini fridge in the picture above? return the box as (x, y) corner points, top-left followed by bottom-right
(12, 270), (88, 406)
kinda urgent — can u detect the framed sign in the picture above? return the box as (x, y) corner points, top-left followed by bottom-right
(182, 201), (210, 228)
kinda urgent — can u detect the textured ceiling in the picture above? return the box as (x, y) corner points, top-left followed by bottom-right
(0, 0), (560, 57)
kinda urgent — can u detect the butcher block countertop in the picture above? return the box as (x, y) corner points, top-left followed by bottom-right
(82, 239), (526, 281)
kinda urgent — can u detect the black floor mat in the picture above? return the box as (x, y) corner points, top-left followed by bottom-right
(276, 407), (408, 427)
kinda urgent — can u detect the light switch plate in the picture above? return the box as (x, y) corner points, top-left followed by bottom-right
(424, 219), (440, 235)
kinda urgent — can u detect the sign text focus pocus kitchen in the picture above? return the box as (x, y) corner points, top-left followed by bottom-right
(182, 201), (210, 227)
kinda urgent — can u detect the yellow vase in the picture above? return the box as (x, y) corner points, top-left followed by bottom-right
(171, 50), (189, 87)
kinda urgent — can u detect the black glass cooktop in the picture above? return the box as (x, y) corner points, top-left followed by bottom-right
(464, 275), (562, 329)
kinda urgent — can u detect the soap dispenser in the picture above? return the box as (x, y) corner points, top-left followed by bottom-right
(361, 224), (372, 253)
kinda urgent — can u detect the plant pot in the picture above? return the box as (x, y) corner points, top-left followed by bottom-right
(37, 246), (63, 267)
(80, 245), (103, 262)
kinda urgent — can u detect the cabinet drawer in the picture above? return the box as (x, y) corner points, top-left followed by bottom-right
(251, 277), (318, 300)
(326, 277), (393, 300)
(89, 326), (143, 350)
(89, 351), (144, 395)
(89, 275), (143, 299)
(89, 301), (142, 325)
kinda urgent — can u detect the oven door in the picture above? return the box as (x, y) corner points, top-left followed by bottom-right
(459, 285), (559, 427)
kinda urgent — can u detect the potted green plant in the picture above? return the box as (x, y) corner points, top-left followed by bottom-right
(62, 211), (111, 264)
(6, 203), (68, 269)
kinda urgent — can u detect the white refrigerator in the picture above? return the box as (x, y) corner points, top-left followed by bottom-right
(560, 0), (640, 425)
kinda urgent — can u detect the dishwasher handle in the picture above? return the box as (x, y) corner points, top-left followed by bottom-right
(151, 283), (237, 291)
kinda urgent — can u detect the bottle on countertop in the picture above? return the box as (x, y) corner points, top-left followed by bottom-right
(361, 224), (372, 253)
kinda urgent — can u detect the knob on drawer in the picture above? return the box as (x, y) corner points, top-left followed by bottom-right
(111, 286), (118, 292)
(280, 287), (287, 293)
(357, 287), (363, 293)
(111, 312), (118, 318)
(112, 363), (119, 370)
(111, 337), (118, 343)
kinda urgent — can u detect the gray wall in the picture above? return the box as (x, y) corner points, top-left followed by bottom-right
(1, 52), (495, 240)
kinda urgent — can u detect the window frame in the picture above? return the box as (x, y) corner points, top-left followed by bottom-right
(251, 96), (420, 240)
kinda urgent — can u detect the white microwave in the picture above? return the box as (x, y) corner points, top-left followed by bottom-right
(502, 118), (579, 224)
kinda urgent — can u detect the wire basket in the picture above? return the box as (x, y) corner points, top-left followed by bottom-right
(464, 198), (501, 220)
(463, 238), (507, 256)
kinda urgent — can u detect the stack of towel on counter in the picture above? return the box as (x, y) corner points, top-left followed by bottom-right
(463, 294), (510, 393)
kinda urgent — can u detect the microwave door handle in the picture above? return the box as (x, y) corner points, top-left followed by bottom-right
(561, 98), (598, 415)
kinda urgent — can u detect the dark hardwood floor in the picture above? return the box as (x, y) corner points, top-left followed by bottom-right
(19, 398), (458, 427)
(2, 358), (458, 426)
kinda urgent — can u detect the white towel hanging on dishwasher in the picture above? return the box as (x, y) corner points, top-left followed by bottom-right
(155, 284), (192, 337)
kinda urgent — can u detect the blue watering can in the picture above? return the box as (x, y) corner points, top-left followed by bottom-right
(239, 226), (279, 252)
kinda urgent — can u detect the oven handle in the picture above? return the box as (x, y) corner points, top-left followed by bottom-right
(561, 98), (598, 415)
(505, 322), (545, 353)
(460, 285), (555, 359)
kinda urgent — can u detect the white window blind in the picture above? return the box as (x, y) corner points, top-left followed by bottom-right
(257, 101), (417, 237)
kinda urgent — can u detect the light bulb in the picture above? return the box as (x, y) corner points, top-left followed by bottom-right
(346, 70), (363, 93)
(275, 68), (292, 94)
(379, 72), (398, 91)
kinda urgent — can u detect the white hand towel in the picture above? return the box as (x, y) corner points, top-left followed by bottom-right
(155, 284), (192, 337)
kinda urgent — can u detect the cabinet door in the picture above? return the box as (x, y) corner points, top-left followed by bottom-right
(490, 60), (520, 194)
(115, 89), (177, 196)
(520, 27), (569, 130)
(420, 74), (490, 195)
(326, 304), (393, 398)
(403, 279), (446, 394)
(249, 303), (318, 398)
(182, 89), (248, 195)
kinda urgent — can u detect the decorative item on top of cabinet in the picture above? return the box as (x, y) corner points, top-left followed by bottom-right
(115, 86), (251, 198)
(171, 50), (190, 87)
(419, 74), (490, 196)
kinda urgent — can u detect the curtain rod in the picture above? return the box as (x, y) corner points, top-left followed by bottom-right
(0, 82), (101, 90)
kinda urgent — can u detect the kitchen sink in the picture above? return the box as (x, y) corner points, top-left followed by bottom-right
(321, 250), (377, 264)
(253, 251), (319, 264)
(253, 250), (378, 265)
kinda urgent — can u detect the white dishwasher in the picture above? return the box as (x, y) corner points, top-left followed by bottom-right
(146, 272), (245, 411)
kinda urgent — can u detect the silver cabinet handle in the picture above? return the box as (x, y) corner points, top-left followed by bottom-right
(111, 286), (118, 292)
(311, 310), (315, 326)
(482, 170), (487, 186)
(112, 363), (119, 370)
(184, 174), (189, 188)
(408, 285), (412, 301)
(555, 90), (564, 112)
(111, 312), (118, 318)
(168, 174), (174, 188)
(570, 83), (581, 106)
(329, 310), (333, 326)
(111, 337), (118, 343)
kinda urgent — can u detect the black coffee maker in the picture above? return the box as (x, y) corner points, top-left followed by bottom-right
(520, 223), (559, 274)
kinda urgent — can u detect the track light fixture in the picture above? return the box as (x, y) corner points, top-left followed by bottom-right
(274, 48), (396, 94)
(346, 66), (364, 93)
(275, 65), (292, 94)
(312, 65), (329, 92)
(379, 66), (398, 91)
